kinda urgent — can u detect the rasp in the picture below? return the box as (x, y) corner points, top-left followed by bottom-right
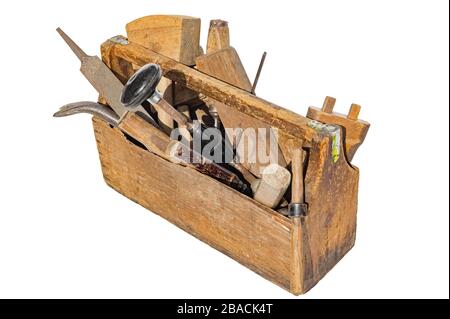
(56, 27), (156, 126)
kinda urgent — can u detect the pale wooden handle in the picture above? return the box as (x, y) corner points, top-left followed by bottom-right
(155, 98), (191, 128)
(207, 20), (230, 53)
(291, 148), (305, 204)
(118, 112), (171, 159)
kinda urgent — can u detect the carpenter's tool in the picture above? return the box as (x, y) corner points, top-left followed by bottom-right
(56, 28), (157, 127)
(251, 52), (267, 95)
(251, 164), (291, 209)
(196, 48), (253, 92)
(121, 63), (195, 141)
(198, 94), (220, 129)
(121, 63), (235, 161)
(206, 19), (230, 53)
(288, 148), (308, 217)
(54, 102), (250, 195)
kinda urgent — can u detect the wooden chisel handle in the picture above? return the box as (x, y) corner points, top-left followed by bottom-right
(118, 112), (172, 159)
(54, 102), (249, 194)
(153, 98), (193, 142)
(118, 112), (249, 194)
(291, 148), (305, 204)
(154, 98), (191, 129)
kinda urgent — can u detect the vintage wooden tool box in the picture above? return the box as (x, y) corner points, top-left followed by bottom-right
(58, 15), (370, 295)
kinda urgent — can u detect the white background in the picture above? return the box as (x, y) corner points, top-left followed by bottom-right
(0, 0), (448, 299)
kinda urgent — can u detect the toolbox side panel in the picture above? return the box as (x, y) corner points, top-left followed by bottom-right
(301, 135), (360, 292)
(93, 118), (294, 292)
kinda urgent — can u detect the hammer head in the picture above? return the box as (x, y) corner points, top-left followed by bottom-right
(121, 63), (163, 108)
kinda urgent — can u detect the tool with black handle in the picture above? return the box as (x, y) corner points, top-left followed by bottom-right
(56, 28), (157, 127)
(54, 102), (250, 195)
(121, 63), (235, 163)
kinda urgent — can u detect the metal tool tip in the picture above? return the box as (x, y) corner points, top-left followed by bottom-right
(53, 103), (78, 118)
(53, 108), (66, 117)
(55, 27), (88, 60)
(56, 27), (65, 37)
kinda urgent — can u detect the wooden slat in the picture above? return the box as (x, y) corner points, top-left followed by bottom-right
(101, 38), (317, 143)
(307, 106), (370, 161)
(93, 118), (295, 291)
(301, 133), (359, 291)
(96, 34), (363, 295)
(196, 48), (253, 92)
(126, 15), (201, 66)
(206, 19), (230, 53)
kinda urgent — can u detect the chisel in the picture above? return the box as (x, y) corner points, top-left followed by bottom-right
(288, 148), (308, 217)
(56, 28), (157, 127)
(54, 102), (250, 195)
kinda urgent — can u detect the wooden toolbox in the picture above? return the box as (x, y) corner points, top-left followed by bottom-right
(66, 15), (370, 295)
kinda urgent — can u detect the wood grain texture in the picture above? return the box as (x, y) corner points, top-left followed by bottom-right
(291, 148), (305, 204)
(196, 48), (253, 92)
(94, 33), (364, 295)
(211, 98), (287, 177)
(93, 117), (295, 292)
(251, 164), (291, 209)
(100, 38), (318, 144)
(117, 112), (170, 158)
(206, 19), (230, 53)
(307, 104), (370, 162)
(321, 96), (336, 113)
(154, 76), (175, 134)
(195, 45), (285, 176)
(93, 117), (359, 295)
(126, 15), (201, 66)
(301, 132), (359, 291)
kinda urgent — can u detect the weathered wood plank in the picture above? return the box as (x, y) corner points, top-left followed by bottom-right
(307, 103), (370, 161)
(206, 19), (230, 53)
(96, 34), (363, 295)
(93, 118), (295, 291)
(101, 38), (318, 143)
(196, 48), (253, 92)
(126, 15), (201, 66)
(302, 131), (359, 291)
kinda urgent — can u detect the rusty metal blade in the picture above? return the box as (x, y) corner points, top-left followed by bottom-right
(53, 101), (120, 126)
(56, 28), (157, 126)
(251, 51), (267, 95)
(56, 27), (88, 61)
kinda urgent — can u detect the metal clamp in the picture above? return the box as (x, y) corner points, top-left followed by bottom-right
(288, 202), (308, 217)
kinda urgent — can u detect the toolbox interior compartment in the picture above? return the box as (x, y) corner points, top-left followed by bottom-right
(93, 110), (359, 295)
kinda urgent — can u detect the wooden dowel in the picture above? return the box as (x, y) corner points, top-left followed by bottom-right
(103, 39), (316, 142)
(291, 148), (304, 204)
(347, 103), (361, 120)
(322, 96), (336, 114)
(155, 98), (191, 128)
(207, 20), (230, 53)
